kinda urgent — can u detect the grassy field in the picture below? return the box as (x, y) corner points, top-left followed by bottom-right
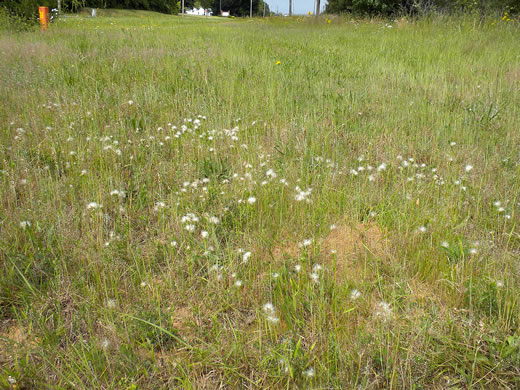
(1, 11), (520, 389)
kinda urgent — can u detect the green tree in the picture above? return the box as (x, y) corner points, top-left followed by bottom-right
(211, 0), (260, 16)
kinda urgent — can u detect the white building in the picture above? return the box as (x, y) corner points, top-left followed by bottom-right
(186, 7), (212, 15)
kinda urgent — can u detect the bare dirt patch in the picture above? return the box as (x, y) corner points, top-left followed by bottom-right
(171, 306), (192, 331)
(321, 223), (390, 280)
(0, 321), (39, 364)
(271, 240), (300, 260)
(322, 223), (387, 258)
(270, 221), (392, 281)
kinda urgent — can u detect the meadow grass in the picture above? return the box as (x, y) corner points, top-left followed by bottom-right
(1, 11), (519, 389)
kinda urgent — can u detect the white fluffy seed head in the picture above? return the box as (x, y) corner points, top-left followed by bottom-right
(242, 251), (252, 263)
(350, 289), (361, 300)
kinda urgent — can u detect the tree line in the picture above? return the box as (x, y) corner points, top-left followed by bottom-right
(1, 0), (516, 22)
(0, 0), (271, 19)
(325, 0), (519, 15)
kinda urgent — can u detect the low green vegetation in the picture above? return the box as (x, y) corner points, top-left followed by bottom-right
(1, 11), (519, 388)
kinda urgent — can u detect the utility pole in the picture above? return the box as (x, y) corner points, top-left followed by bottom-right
(263, 1), (266, 17)
(57, 0), (61, 13)
(182, 0), (184, 15)
(316, 0), (320, 17)
(250, 0), (252, 17)
(289, 0), (292, 16)
(220, 0), (222, 15)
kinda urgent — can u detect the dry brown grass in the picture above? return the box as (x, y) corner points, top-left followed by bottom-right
(506, 65), (520, 84)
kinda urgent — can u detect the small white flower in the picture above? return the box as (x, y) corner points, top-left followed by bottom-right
(234, 280), (243, 287)
(263, 304), (280, 323)
(330, 224), (337, 230)
(417, 226), (427, 233)
(106, 299), (116, 309)
(441, 241), (449, 248)
(465, 164), (473, 172)
(294, 264), (301, 272)
(87, 202), (101, 210)
(279, 359), (289, 373)
(7, 376), (16, 385)
(294, 187), (312, 202)
(201, 230), (209, 239)
(377, 163), (387, 172)
(208, 216), (220, 224)
(185, 224), (196, 232)
(263, 303), (275, 314)
(350, 289), (361, 300)
(310, 272), (319, 283)
(469, 248), (477, 255)
(101, 338), (110, 349)
(266, 169), (277, 178)
(272, 272), (280, 279)
(496, 280), (504, 288)
(247, 197), (257, 205)
(19, 220), (31, 229)
(242, 251), (252, 263)
(299, 239), (312, 248)
(154, 202), (166, 211)
(140, 281), (147, 287)
(450, 141), (456, 146)
(375, 301), (392, 319)
(170, 240), (177, 247)
(128, 100), (134, 105)
(110, 189), (125, 197)
(493, 201), (501, 207)
(303, 367), (315, 377)
(181, 213), (199, 223)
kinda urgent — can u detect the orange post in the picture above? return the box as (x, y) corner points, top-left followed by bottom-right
(39, 7), (49, 30)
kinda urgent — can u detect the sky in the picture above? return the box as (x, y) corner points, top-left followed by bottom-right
(266, 0), (326, 15)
